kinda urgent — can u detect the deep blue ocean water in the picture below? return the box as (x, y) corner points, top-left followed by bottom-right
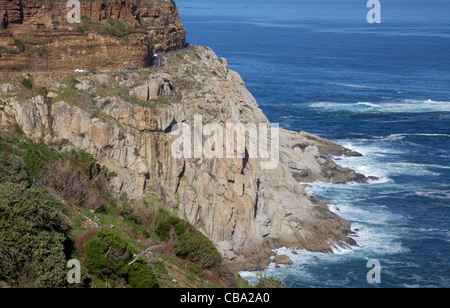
(177, 0), (450, 288)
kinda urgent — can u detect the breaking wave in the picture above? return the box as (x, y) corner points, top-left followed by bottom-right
(309, 99), (450, 113)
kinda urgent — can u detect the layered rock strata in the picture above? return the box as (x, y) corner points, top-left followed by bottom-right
(0, 0), (186, 71)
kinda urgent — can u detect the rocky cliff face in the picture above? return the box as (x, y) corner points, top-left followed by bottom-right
(0, 0), (185, 71)
(0, 46), (367, 270)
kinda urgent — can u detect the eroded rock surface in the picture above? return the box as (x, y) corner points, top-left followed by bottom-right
(0, 46), (364, 270)
(0, 0), (186, 71)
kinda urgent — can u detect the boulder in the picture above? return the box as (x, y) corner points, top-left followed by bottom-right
(1, 84), (14, 92)
(134, 85), (149, 101)
(273, 255), (293, 266)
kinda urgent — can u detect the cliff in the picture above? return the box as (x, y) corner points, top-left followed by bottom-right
(0, 46), (369, 271)
(0, 0), (186, 71)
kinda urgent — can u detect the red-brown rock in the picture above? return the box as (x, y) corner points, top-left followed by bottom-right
(0, 0), (186, 71)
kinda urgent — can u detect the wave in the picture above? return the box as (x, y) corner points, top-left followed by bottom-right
(309, 99), (450, 113)
(383, 133), (450, 141)
(241, 138), (445, 287)
(239, 194), (408, 287)
(356, 102), (380, 107)
(328, 83), (382, 90)
(336, 141), (443, 177)
(387, 162), (450, 170)
(414, 189), (450, 200)
(330, 241), (355, 255)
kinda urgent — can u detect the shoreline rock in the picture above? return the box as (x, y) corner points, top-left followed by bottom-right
(0, 45), (365, 271)
(273, 255), (293, 267)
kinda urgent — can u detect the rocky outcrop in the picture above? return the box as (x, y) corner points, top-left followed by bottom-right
(0, 0), (185, 71)
(0, 46), (365, 271)
(279, 129), (377, 184)
(273, 255), (293, 267)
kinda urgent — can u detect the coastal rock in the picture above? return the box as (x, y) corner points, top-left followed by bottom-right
(273, 255), (293, 266)
(1, 84), (14, 92)
(134, 85), (150, 101)
(0, 46), (362, 271)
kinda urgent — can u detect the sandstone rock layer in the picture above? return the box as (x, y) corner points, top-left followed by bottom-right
(0, 0), (186, 71)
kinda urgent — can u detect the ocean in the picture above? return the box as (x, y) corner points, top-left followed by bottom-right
(176, 0), (450, 287)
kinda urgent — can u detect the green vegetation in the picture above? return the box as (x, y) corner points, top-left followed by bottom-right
(256, 274), (286, 288)
(13, 39), (26, 52)
(0, 129), (244, 288)
(21, 78), (32, 90)
(127, 260), (157, 288)
(173, 232), (223, 270)
(0, 183), (68, 287)
(83, 228), (157, 288)
(0, 46), (21, 55)
(72, 16), (137, 41)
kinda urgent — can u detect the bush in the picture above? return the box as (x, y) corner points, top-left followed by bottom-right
(74, 229), (98, 253)
(173, 232), (223, 270)
(42, 160), (104, 210)
(0, 151), (29, 185)
(152, 207), (223, 271)
(0, 183), (68, 287)
(83, 228), (159, 288)
(83, 229), (134, 280)
(21, 78), (32, 90)
(127, 260), (157, 288)
(14, 39), (26, 52)
(66, 149), (117, 195)
(18, 141), (64, 182)
(155, 216), (186, 241)
(256, 274), (286, 288)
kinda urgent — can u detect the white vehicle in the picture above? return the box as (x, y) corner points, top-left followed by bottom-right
(153, 54), (159, 57)
(74, 68), (85, 73)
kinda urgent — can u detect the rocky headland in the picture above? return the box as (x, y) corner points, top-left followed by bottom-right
(0, 1), (370, 272)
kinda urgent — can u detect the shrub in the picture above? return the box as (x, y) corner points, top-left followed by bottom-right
(127, 260), (157, 288)
(66, 149), (117, 191)
(18, 141), (64, 182)
(74, 229), (98, 253)
(173, 232), (223, 270)
(21, 78), (32, 90)
(0, 183), (68, 287)
(0, 151), (28, 185)
(256, 274), (286, 288)
(14, 39), (26, 52)
(42, 160), (104, 210)
(83, 229), (158, 288)
(155, 216), (186, 241)
(83, 229), (134, 280)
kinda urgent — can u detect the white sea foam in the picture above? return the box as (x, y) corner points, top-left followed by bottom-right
(329, 83), (381, 90)
(385, 133), (450, 140)
(330, 241), (355, 255)
(335, 140), (445, 177)
(414, 189), (450, 199)
(309, 99), (450, 113)
(388, 162), (450, 170)
(241, 136), (442, 286)
(240, 199), (408, 286)
(356, 102), (380, 108)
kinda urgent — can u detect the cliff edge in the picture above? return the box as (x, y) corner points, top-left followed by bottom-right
(0, 46), (370, 271)
(0, 0), (186, 71)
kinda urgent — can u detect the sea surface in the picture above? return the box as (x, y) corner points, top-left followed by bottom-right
(177, 0), (450, 287)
